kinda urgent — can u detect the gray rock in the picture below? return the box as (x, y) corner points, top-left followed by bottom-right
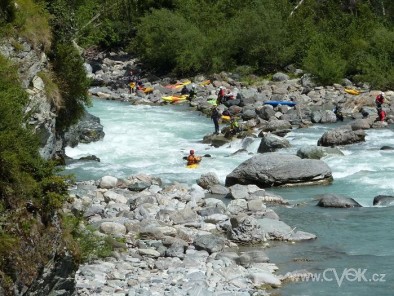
(272, 72), (289, 82)
(169, 208), (199, 225)
(351, 119), (371, 130)
(228, 215), (265, 244)
(256, 218), (316, 241)
(373, 195), (394, 206)
(316, 194), (362, 208)
(197, 172), (220, 189)
(257, 133), (290, 153)
(64, 111), (105, 148)
(99, 176), (118, 189)
(225, 153), (332, 187)
(209, 184), (230, 195)
(193, 234), (226, 254)
(317, 125), (366, 146)
(226, 184), (249, 200)
(296, 145), (344, 159)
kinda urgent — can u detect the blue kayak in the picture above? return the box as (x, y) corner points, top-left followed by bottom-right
(264, 101), (296, 107)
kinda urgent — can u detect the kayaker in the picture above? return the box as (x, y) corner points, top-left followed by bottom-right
(211, 106), (221, 135)
(229, 116), (240, 134)
(188, 85), (197, 101)
(333, 104), (344, 121)
(222, 109), (231, 117)
(181, 85), (190, 95)
(375, 92), (385, 108)
(187, 150), (201, 166)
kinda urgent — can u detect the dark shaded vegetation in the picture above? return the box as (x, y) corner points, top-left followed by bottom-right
(45, 0), (392, 88)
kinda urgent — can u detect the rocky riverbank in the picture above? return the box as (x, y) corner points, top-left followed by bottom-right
(69, 50), (393, 152)
(69, 174), (315, 296)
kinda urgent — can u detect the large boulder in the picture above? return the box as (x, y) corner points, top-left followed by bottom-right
(64, 111), (105, 148)
(225, 153), (332, 187)
(317, 125), (366, 147)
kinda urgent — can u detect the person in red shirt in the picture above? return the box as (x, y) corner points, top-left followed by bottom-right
(217, 86), (226, 105)
(375, 92), (385, 108)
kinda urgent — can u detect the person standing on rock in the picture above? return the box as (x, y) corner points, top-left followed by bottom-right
(375, 92), (385, 108)
(188, 84), (197, 101)
(375, 92), (386, 121)
(211, 106), (221, 135)
(216, 86), (225, 105)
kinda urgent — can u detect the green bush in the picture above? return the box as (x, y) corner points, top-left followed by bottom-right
(303, 36), (346, 85)
(354, 26), (394, 89)
(132, 9), (206, 75)
(51, 42), (91, 131)
(229, 0), (292, 73)
(61, 215), (116, 263)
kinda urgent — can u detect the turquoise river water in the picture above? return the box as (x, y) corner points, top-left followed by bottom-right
(65, 99), (394, 296)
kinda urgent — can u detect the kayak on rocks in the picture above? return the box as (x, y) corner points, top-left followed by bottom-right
(264, 100), (296, 107)
(162, 95), (189, 103)
(165, 80), (191, 89)
(344, 88), (361, 95)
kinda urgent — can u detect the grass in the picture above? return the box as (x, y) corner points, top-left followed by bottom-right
(11, 0), (52, 51)
(61, 214), (118, 263)
(37, 70), (63, 110)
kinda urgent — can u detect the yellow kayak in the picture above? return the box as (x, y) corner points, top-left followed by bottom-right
(162, 95), (189, 103)
(165, 80), (192, 90)
(344, 88), (360, 95)
(186, 163), (199, 169)
(199, 79), (211, 86)
(221, 115), (231, 122)
(143, 87), (154, 94)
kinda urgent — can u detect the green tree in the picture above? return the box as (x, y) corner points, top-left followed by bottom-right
(51, 43), (91, 131)
(132, 9), (206, 75)
(303, 35), (346, 85)
(229, 0), (293, 73)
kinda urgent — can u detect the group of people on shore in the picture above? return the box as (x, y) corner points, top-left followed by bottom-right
(211, 86), (241, 135)
(332, 91), (387, 122)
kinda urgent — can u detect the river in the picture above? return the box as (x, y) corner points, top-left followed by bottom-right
(65, 99), (394, 296)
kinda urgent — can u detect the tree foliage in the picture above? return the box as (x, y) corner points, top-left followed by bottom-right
(34, 0), (394, 88)
(51, 42), (91, 131)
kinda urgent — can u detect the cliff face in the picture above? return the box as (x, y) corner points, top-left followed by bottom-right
(0, 38), (62, 160)
(0, 38), (78, 295)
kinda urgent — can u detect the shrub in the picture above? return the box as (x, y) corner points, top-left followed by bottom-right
(61, 215), (116, 263)
(12, 0), (52, 50)
(37, 71), (63, 110)
(132, 9), (206, 75)
(51, 42), (91, 131)
(302, 36), (346, 85)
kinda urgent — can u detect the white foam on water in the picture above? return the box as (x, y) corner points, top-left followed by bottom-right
(65, 100), (255, 183)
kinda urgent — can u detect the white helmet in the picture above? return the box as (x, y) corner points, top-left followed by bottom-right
(192, 84), (196, 89)
(381, 92), (385, 97)
(219, 86), (223, 89)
